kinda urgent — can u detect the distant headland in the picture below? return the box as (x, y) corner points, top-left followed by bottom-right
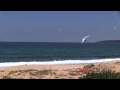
(95, 40), (120, 43)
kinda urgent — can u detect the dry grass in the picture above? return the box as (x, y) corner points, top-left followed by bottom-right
(3, 68), (58, 79)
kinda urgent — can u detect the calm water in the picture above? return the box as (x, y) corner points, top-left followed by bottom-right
(0, 42), (120, 67)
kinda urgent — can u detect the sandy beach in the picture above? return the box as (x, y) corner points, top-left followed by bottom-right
(0, 60), (120, 79)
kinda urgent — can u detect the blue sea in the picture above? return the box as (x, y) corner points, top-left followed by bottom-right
(0, 42), (120, 68)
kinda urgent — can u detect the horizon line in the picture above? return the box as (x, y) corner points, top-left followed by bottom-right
(0, 41), (95, 43)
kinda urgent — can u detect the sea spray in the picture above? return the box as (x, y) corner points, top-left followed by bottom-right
(0, 58), (120, 68)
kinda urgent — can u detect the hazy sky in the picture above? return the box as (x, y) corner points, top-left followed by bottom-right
(0, 11), (120, 42)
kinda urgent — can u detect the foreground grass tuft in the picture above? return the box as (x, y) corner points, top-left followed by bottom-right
(78, 70), (120, 79)
(2, 76), (15, 79)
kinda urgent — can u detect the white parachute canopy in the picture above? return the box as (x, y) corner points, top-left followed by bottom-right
(81, 35), (90, 43)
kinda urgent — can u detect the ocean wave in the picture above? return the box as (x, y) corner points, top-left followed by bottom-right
(0, 58), (120, 68)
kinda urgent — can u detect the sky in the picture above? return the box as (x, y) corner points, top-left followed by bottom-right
(0, 11), (120, 42)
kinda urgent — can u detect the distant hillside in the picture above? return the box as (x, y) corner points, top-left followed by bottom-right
(95, 40), (120, 43)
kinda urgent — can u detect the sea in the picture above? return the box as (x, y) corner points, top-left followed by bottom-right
(0, 42), (120, 68)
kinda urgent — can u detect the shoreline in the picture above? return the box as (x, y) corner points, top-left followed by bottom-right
(0, 60), (120, 79)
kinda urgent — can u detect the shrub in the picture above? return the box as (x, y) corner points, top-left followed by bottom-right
(78, 70), (120, 79)
(2, 76), (15, 79)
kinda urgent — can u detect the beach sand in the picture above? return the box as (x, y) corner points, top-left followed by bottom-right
(0, 60), (120, 79)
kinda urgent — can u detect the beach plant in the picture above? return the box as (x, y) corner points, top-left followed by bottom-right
(2, 75), (24, 79)
(2, 76), (15, 79)
(78, 69), (120, 79)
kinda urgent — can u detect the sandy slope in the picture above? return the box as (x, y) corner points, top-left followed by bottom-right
(0, 60), (120, 79)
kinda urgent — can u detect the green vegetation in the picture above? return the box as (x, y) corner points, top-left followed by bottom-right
(78, 70), (120, 79)
(2, 75), (24, 79)
(2, 76), (15, 79)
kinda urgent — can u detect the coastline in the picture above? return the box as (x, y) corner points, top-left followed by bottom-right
(0, 60), (120, 79)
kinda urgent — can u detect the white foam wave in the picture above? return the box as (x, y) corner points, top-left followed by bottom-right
(0, 58), (120, 68)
